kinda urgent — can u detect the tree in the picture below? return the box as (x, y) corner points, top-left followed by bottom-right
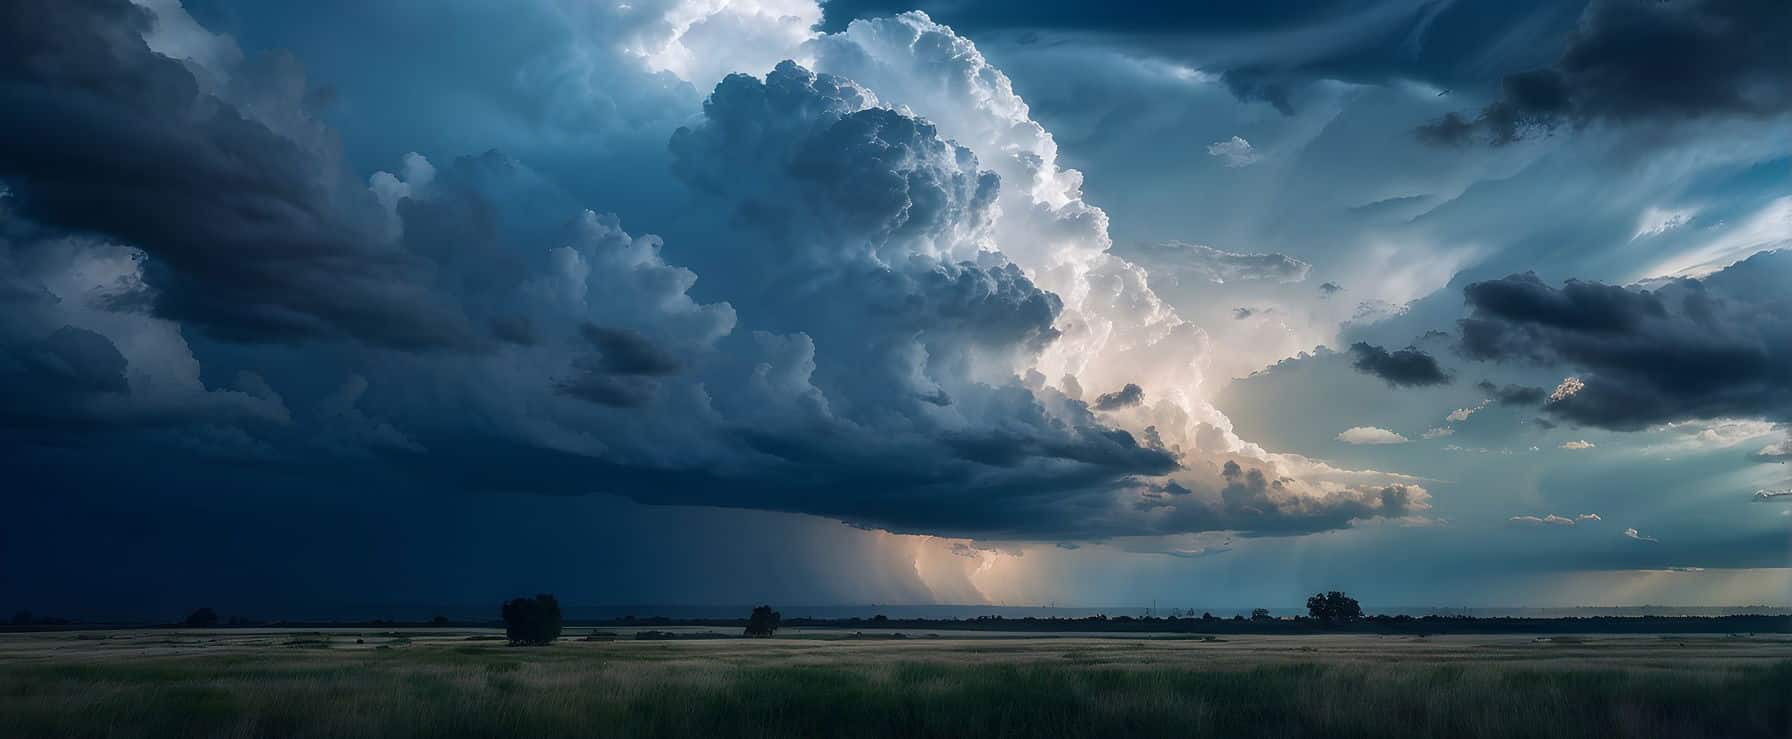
(744, 605), (781, 637)
(10, 610), (31, 626)
(431, 615), (450, 626)
(184, 607), (219, 627)
(501, 594), (563, 646)
(1250, 608), (1273, 622)
(1305, 591), (1363, 626)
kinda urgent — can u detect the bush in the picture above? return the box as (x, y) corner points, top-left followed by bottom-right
(744, 605), (781, 637)
(184, 608), (220, 627)
(500, 594), (563, 646)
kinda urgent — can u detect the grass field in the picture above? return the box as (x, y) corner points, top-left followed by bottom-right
(3, 628), (1790, 738)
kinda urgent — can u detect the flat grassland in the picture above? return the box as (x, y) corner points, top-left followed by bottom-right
(3, 628), (1789, 738)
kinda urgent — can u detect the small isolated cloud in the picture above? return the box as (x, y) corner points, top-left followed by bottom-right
(1337, 426), (1409, 445)
(1319, 282), (1343, 297)
(1349, 342), (1450, 387)
(1055, 542), (1081, 550)
(1166, 546), (1232, 559)
(1548, 377), (1585, 403)
(1753, 441), (1792, 462)
(1623, 528), (1659, 543)
(1422, 427), (1454, 439)
(1560, 440), (1595, 450)
(1092, 383), (1145, 411)
(1752, 489), (1792, 502)
(1207, 136), (1260, 167)
(1447, 400), (1490, 423)
(1509, 513), (1596, 527)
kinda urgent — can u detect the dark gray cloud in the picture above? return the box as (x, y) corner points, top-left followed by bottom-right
(1476, 380), (1548, 406)
(1421, 0), (1792, 144)
(1457, 250), (1792, 430)
(1348, 341), (1451, 387)
(1092, 383), (1145, 411)
(1205, 460), (1424, 537)
(822, 0), (1578, 114)
(1319, 282), (1343, 297)
(576, 324), (681, 376)
(0, 3), (1440, 566)
(0, 0), (479, 349)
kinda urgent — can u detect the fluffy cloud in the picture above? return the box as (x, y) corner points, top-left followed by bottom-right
(1207, 136), (1260, 167)
(1348, 342), (1450, 387)
(1336, 426), (1408, 445)
(1458, 251), (1792, 430)
(1560, 440), (1595, 450)
(1421, 0), (1792, 144)
(1623, 527), (1658, 543)
(1752, 490), (1792, 502)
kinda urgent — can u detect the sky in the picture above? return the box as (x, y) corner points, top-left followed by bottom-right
(2, 0), (1790, 620)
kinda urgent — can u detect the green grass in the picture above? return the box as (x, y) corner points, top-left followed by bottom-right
(2, 631), (1789, 738)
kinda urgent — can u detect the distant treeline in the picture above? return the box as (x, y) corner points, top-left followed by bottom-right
(591, 613), (1792, 635)
(7, 613), (1789, 635)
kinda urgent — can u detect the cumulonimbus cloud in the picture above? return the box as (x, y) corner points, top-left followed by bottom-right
(0, 1), (1432, 544)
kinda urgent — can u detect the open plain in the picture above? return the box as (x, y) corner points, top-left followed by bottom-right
(3, 628), (1790, 738)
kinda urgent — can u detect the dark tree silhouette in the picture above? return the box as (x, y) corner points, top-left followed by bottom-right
(1305, 591), (1363, 626)
(501, 594), (564, 646)
(744, 605), (781, 637)
(11, 610), (31, 626)
(1250, 608), (1273, 622)
(431, 615), (450, 626)
(184, 607), (219, 627)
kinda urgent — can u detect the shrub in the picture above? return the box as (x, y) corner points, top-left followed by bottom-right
(744, 605), (781, 637)
(501, 594), (563, 646)
(184, 608), (220, 627)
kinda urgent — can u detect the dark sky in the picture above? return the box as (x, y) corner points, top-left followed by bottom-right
(2, 0), (1789, 620)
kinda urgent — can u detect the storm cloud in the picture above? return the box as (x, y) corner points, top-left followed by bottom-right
(1348, 342), (1451, 387)
(1421, 0), (1792, 144)
(1457, 250), (1792, 430)
(0, 0), (483, 349)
